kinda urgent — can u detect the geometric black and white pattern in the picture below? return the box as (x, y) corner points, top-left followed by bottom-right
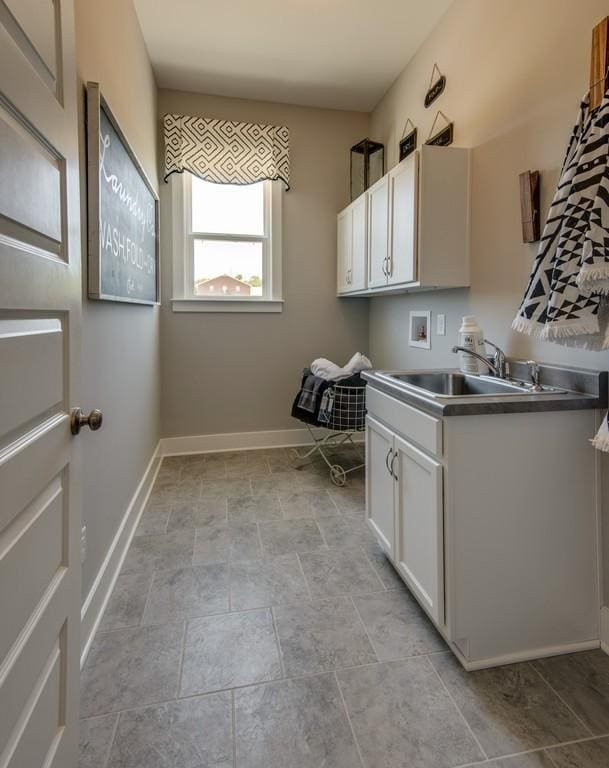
(513, 86), (609, 345)
(164, 113), (290, 189)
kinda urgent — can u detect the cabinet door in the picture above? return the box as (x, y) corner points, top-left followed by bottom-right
(367, 176), (389, 289)
(350, 194), (367, 291)
(365, 416), (395, 558)
(336, 208), (352, 294)
(394, 435), (444, 623)
(389, 153), (418, 286)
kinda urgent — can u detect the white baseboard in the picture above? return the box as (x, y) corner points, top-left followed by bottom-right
(80, 443), (162, 668)
(159, 427), (364, 457)
(452, 638), (601, 671)
(601, 606), (609, 656)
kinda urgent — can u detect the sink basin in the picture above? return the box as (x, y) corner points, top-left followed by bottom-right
(378, 371), (566, 398)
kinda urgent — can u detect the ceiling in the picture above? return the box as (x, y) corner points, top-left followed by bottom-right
(134, 0), (452, 112)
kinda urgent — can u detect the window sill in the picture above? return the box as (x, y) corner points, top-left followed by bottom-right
(171, 297), (284, 313)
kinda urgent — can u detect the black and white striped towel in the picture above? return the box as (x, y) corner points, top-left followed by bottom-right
(513, 86), (609, 450)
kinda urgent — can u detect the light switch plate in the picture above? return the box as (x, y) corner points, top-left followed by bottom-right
(436, 313), (446, 336)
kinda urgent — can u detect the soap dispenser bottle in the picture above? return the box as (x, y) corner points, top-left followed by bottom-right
(457, 316), (487, 374)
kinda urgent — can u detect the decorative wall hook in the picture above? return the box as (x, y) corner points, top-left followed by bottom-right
(399, 118), (418, 160)
(426, 110), (453, 146)
(425, 63), (446, 108)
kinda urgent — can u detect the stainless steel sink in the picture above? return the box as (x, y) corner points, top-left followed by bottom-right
(378, 371), (566, 398)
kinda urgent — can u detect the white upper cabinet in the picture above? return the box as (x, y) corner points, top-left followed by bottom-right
(350, 193), (367, 291)
(337, 144), (470, 296)
(389, 153), (418, 286)
(336, 208), (351, 294)
(336, 194), (367, 294)
(367, 175), (390, 289)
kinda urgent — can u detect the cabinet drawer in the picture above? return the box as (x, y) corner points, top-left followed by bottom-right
(366, 387), (442, 457)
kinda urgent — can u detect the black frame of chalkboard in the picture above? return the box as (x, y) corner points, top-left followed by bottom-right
(86, 81), (160, 305)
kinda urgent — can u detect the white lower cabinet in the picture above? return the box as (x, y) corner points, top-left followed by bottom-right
(365, 385), (600, 670)
(365, 416), (395, 558)
(394, 435), (443, 624)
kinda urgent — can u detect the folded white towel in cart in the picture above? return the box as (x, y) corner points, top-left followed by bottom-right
(310, 352), (372, 381)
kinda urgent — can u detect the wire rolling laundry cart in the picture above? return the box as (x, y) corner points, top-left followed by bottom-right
(291, 372), (367, 486)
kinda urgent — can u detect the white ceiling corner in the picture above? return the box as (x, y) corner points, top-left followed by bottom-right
(134, 0), (453, 111)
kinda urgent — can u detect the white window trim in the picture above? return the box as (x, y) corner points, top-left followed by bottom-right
(170, 174), (283, 313)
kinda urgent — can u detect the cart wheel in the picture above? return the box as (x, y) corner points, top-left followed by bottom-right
(330, 464), (346, 487)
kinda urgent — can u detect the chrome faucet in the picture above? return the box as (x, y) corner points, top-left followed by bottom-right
(484, 340), (509, 379)
(527, 360), (542, 391)
(451, 339), (510, 379)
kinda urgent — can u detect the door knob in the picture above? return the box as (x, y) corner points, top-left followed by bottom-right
(70, 408), (103, 435)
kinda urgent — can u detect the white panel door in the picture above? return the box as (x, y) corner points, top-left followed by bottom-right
(350, 193), (367, 291)
(336, 208), (351, 294)
(0, 2), (83, 767)
(367, 176), (389, 289)
(389, 153), (418, 286)
(394, 435), (444, 624)
(365, 416), (395, 558)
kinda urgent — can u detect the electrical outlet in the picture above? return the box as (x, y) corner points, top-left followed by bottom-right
(81, 525), (87, 564)
(436, 313), (446, 336)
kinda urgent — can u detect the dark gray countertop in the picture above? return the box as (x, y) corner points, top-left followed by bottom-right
(362, 361), (608, 417)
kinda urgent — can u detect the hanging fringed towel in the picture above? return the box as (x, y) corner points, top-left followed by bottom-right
(513, 86), (609, 450)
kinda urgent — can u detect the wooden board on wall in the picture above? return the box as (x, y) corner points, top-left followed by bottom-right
(590, 17), (609, 109)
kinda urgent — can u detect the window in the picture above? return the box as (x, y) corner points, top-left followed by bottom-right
(171, 174), (283, 312)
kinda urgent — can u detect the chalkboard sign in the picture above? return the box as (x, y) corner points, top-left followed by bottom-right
(86, 82), (159, 304)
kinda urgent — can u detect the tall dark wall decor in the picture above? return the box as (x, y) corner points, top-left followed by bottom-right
(350, 138), (384, 200)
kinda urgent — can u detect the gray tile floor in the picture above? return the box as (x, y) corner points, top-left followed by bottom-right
(80, 446), (609, 768)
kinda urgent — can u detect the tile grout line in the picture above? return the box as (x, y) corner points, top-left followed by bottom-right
(270, 606), (286, 678)
(277, 493), (287, 521)
(451, 731), (609, 768)
(314, 518), (330, 550)
(349, 595), (380, 662)
(231, 689), (237, 768)
(333, 670), (367, 768)
(101, 709), (121, 768)
(295, 553), (314, 602)
(424, 654), (489, 762)
(175, 619), (189, 699)
(359, 544), (391, 591)
(94, 582), (403, 637)
(527, 661), (595, 737)
(138, 571), (157, 627)
(544, 748), (561, 768)
(254, 520), (264, 559)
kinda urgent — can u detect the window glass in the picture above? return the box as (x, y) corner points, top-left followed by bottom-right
(193, 239), (263, 296)
(191, 177), (264, 235)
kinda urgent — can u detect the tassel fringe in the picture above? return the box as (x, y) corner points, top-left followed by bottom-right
(591, 415), (609, 452)
(511, 316), (544, 337)
(511, 315), (600, 338)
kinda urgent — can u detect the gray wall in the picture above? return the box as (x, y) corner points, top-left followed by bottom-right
(158, 89), (370, 437)
(368, 0), (609, 601)
(75, 0), (161, 601)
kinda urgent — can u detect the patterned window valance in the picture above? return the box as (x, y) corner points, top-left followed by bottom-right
(163, 114), (290, 189)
